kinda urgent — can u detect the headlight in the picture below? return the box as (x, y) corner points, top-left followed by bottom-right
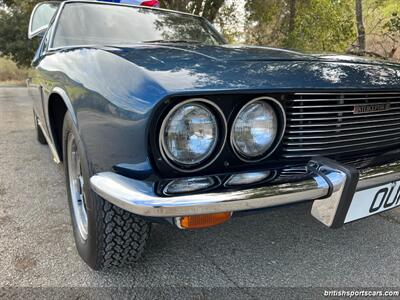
(160, 100), (220, 167)
(231, 99), (279, 160)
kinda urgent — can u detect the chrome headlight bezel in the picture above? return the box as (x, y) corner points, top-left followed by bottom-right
(230, 97), (286, 162)
(159, 98), (227, 172)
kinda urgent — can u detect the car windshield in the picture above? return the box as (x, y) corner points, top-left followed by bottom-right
(52, 2), (225, 48)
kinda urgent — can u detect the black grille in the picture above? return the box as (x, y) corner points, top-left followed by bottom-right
(283, 92), (400, 158)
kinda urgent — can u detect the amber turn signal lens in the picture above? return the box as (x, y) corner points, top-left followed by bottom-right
(178, 212), (232, 229)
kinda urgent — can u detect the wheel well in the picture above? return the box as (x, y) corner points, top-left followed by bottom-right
(48, 94), (68, 161)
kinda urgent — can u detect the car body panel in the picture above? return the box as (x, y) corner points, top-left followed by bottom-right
(28, 0), (400, 184)
(30, 43), (400, 179)
(103, 44), (400, 92)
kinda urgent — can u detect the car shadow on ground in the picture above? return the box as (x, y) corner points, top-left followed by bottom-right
(117, 201), (400, 286)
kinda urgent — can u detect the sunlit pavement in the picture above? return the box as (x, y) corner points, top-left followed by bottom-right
(1, 87), (400, 293)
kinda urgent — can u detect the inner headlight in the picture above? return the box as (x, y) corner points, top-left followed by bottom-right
(161, 101), (219, 167)
(231, 100), (278, 159)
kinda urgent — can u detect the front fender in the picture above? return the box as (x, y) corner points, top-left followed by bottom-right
(38, 48), (168, 176)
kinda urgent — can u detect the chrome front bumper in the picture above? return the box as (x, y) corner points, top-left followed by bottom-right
(90, 158), (400, 226)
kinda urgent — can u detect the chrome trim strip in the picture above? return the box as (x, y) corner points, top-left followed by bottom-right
(287, 123), (400, 133)
(28, 25), (48, 39)
(291, 102), (400, 109)
(289, 111), (400, 121)
(285, 131), (400, 146)
(283, 142), (400, 157)
(287, 118), (400, 127)
(283, 136), (400, 152)
(37, 119), (61, 164)
(90, 159), (400, 218)
(288, 107), (400, 115)
(289, 96), (400, 102)
(286, 127), (400, 139)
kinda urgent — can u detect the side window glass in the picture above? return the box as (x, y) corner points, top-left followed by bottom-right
(29, 2), (59, 38)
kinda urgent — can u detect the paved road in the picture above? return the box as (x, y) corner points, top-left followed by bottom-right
(1, 87), (400, 293)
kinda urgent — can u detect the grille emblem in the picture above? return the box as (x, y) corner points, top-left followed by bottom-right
(353, 103), (391, 114)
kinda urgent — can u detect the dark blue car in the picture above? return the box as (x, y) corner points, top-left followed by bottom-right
(28, 0), (400, 270)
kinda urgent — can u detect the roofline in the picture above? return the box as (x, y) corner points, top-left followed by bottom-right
(61, 0), (202, 19)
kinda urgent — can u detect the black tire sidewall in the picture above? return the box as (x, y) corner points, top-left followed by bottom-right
(62, 112), (103, 270)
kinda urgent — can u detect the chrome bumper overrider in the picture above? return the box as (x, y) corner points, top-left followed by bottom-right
(90, 158), (400, 225)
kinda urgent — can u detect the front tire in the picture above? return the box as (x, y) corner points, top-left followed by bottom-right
(62, 112), (151, 270)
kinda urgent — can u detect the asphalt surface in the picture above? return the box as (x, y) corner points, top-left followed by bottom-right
(1, 87), (400, 292)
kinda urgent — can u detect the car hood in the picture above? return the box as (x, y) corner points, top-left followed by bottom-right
(106, 43), (392, 63)
(98, 44), (400, 93)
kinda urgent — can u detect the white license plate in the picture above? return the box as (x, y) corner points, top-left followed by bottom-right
(345, 181), (400, 223)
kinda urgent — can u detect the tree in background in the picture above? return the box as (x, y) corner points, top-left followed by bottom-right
(0, 0), (42, 66)
(159, 0), (225, 22)
(214, 1), (241, 43)
(245, 0), (400, 59)
(244, 0), (286, 46)
(288, 0), (355, 52)
(0, 0), (227, 67)
(1, 0), (400, 67)
(245, 0), (355, 53)
(360, 0), (400, 59)
(383, 12), (400, 57)
(355, 0), (366, 52)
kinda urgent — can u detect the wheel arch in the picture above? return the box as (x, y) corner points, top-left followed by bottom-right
(47, 87), (77, 162)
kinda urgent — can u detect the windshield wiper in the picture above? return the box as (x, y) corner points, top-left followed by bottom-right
(143, 39), (202, 44)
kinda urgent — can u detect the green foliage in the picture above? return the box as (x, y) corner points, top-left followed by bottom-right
(1, 0), (400, 66)
(385, 12), (400, 33)
(360, 0), (400, 58)
(244, 0), (285, 45)
(286, 0), (356, 52)
(245, 0), (400, 58)
(245, 0), (356, 53)
(0, 0), (42, 67)
(215, 2), (240, 43)
(0, 0), (225, 67)
(0, 56), (30, 82)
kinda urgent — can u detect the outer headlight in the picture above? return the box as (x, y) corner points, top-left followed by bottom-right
(160, 100), (220, 167)
(231, 98), (280, 160)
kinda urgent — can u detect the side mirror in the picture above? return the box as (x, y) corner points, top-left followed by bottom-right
(28, 2), (60, 39)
